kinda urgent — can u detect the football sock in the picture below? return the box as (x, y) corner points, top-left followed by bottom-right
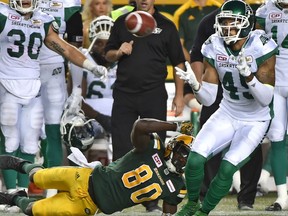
(275, 184), (288, 208)
(40, 138), (48, 168)
(185, 152), (206, 202)
(14, 196), (37, 214)
(232, 170), (240, 193)
(202, 160), (237, 213)
(16, 151), (35, 188)
(45, 124), (63, 167)
(258, 169), (270, 188)
(2, 151), (18, 189)
(271, 140), (287, 185)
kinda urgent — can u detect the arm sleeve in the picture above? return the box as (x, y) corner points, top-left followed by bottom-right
(247, 76), (274, 107)
(194, 81), (218, 106)
(66, 11), (83, 43)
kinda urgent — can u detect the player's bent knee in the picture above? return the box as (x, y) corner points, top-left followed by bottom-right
(218, 160), (237, 179)
(186, 151), (206, 170)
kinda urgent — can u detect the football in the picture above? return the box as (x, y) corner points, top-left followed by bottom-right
(125, 11), (157, 37)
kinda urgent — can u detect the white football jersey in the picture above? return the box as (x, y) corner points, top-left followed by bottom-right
(0, 3), (54, 79)
(256, 0), (288, 86)
(38, 0), (82, 63)
(202, 30), (278, 121)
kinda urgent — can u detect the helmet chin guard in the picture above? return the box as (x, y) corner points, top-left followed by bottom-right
(10, 0), (40, 14)
(164, 134), (193, 174)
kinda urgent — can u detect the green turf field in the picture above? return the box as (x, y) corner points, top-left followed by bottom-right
(2, 192), (288, 216)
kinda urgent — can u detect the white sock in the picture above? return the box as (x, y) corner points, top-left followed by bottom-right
(258, 169), (270, 185)
(275, 184), (288, 208)
(232, 170), (241, 193)
(7, 188), (17, 193)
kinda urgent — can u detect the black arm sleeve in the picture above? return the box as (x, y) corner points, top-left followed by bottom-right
(66, 11), (83, 43)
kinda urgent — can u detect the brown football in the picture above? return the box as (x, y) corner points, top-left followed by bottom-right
(125, 11), (157, 37)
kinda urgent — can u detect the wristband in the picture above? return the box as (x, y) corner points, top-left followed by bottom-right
(83, 59), (95, 71)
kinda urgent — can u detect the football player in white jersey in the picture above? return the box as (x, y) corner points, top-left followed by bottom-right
(65, 15), (116, 161)
(0, 0), (107, 203)
(38, 0), (83, 169)
(256, 0), (288, 211)
(175, 0), (278, 215)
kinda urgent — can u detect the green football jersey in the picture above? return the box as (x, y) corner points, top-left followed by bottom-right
(90, 133), (186, 214)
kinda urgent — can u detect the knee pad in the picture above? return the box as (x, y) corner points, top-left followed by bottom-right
(42, 80), (66, 124)
(0, 102), (18, 126)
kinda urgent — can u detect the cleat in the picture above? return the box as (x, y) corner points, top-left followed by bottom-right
(0, 190), (27, 206)
(194, 209), (208, 216)
(176, 201), (200, 216)
(0, 155), (30, 174)
(265, 202), (282, 211)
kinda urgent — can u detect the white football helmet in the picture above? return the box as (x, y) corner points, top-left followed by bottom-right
(89, 15), (114, 42)
(214, 0), (254, 45)
(61, 112), (96, 152)
(274, 0), (288, 8)
(10, 0), (39, 14)
(164, 134), (193, 175)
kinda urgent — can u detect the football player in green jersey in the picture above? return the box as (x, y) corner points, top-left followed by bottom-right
(0, 118), (193, 216)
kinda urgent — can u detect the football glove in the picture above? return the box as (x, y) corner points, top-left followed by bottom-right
(176, 121), (193, 135)
(175, 61), (200, 91)
(236, 48), (251, 77)
(64, 87), (83, 115)
(83, 59), (108, 79)
(91, 64), (108, 80)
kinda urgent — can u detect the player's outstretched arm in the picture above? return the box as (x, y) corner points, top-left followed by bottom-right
(44, 25), (107, 78)
(131, 118), (192, 152)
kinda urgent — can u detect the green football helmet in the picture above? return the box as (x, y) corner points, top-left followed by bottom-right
(215, 0), (254, 45)
(61, 113), (96, 152)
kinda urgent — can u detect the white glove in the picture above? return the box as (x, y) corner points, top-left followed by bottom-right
(83, 59), (108, 79)
(91, 64), (108, 79)
(64, 87), (82, 115)
(175, 61), (200, 91)
(236, 49), (251, 77)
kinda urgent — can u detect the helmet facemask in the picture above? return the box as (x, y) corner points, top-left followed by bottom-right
(10, 0), (39, 14)
(88, 15), (114, 66)
(61, 113), (96, 152)
(274, 0), (288, 8)
(164, 134), (192, 174)
(215, 0), (254, 45)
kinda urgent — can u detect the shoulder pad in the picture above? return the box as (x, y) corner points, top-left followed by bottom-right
(63, 0), (81, 7)
(51, 21), (60, 33)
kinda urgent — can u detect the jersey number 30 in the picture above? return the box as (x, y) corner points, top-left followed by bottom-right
(122, 164), (162, 203)
(8, 29), (43, 59)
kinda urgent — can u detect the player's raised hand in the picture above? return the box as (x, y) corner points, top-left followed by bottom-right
(91, 64), (108, 80)
(236, 48), (251, 77)
(175, 61), (200, 91)
(176, 120), (193, 135)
